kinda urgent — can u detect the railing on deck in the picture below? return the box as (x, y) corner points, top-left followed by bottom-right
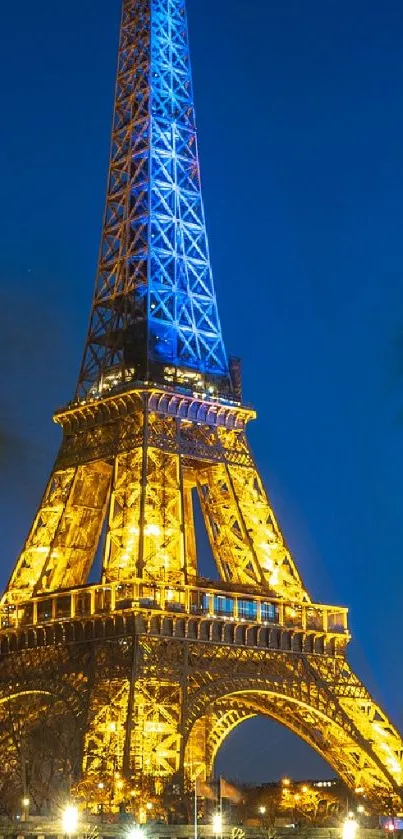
(0, 580), (348, 638)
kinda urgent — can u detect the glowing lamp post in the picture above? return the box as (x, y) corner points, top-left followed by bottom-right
(62, 805), (78, 836)
(127, 827), (144, 839)
(343, 816), (358, 839)
(212, 811), (222, 839)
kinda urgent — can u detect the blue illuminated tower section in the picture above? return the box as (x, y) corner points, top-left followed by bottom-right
(77, 0), (232, 399)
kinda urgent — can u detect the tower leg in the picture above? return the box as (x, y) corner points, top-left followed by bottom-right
(2, 461), (112, 605)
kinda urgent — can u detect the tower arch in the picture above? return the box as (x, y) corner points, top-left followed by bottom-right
(183, 648), (403, 811)
(185, 688), (398, 809)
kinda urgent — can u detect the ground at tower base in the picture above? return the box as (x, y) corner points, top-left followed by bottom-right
(0, 778), (398, 829)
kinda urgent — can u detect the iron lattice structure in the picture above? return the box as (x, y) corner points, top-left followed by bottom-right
(77, 0), (229, 399)
(1, 0), (403, 818)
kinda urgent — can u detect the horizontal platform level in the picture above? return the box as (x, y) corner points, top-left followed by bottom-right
(0, 580), (349, 657)
(54, 382), (255, 434)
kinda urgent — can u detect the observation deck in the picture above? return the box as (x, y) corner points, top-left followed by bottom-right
(0, 579), (349, 658)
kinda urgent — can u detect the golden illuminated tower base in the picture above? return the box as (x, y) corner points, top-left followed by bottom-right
(0, 386), (402, 814)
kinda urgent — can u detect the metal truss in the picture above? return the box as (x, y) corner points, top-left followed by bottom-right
(76, 0), (229, 399)
(1, 0), (403, 820)
(182, 641), (403, 807)
(1, 394), (307, 604)
(2, 381), (403, 808)
(0, 631), (402, 813)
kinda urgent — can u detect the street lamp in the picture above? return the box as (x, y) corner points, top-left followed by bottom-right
(127, 828), (144, 839)
(259, 806), (267, 815)
(212, 811), (222, 838)
(62, 805), (78, 836)
(342, 816), (358, 839)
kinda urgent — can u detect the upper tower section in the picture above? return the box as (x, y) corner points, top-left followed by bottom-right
(76, 0), (233, 402)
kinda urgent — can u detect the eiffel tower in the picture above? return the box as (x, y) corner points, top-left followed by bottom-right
(1, 0), (402, 817)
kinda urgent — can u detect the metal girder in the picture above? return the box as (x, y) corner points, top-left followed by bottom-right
(2, 462), (112, 606)
(0, 624), (402, 811)
(1, 0), (403, 820)
(76, 0), (229, 399)
(2, 399), (309, 601)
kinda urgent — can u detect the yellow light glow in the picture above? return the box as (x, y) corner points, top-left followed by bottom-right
(302, 785), (308, 793)
(373, 723), (388, 737)
(262, 558), (274, 572)
(126, 828), (144, 839)
(145, 523), (161, 537)
(144, 721), (166, 733)
(22, 797), (30, 807)
(212, 813), (222, 834)
(343, 817), (358, 839)
(62, 805), (78, 835)
(270, 569), (279, 586)
(282, 777), (291, 786)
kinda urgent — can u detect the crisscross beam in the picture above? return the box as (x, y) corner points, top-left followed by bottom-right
(77, 0), (229, 399)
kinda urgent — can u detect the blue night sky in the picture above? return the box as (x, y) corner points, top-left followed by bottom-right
(2, 0), (403, 783)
